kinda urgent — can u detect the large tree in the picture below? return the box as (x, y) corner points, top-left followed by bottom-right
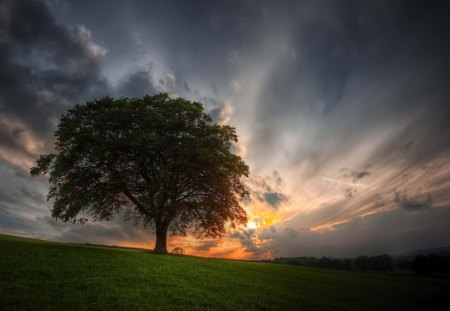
(31, 93), (249, 254)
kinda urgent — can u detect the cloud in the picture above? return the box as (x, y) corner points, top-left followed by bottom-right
(131, 31), (144, 47)
(41, 215), (152, 246)
(344, 188), (356, 199)
(246, 0), (450, 177)
(231, 229), (257, 253)
(248, 206), (450, 258)
(1, 0), (450, 259)
(0, 161), (56, 240)
(351, 170), (371, 181)
(115, 66), (157, 98)
(209, 100), (234, 125)
(182, 81), (191, 92)
(245, 171), (289, 210)
(262, 192), (287, 209)
(394, 193), (432, 211)
(0, 0), (109, 171)
(0, 1), (146, 247)
(194, 240), (219, 252)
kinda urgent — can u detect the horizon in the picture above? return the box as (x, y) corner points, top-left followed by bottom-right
(4, 233), (450, 261)
(1, 0), (450, 259)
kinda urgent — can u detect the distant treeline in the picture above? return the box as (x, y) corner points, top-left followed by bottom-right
(265, 254), (450, 277)
(410, 254), (450, 277)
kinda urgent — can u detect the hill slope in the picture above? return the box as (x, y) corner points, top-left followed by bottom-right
(1, 234), (449, 310)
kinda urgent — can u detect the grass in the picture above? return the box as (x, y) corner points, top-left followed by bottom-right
(1, 234), (450, 310)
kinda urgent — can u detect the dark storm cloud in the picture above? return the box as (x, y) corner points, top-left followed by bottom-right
(0, 0), (109, 143)
(249, 0), (450, 172)
(125, 0), (267, 87)
(115, 66), (157, 98)
(1, 0), (250, 248)
(0, 0), (152, 246)
(1, 0), (450, 257)
(54, 0), (272, 99)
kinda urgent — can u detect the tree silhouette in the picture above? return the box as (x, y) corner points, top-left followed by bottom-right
(413, 254), (450, 277)
(354, 255), (369, 272)
(31, 93), (249, 254)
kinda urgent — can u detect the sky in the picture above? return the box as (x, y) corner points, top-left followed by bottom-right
(1, 0), (450, 259)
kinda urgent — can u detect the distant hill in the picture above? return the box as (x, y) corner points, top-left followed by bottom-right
(392, 246), (450, 260)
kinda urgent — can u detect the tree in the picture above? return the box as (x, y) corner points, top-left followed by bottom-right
(354, 255), (369, 272)
(376, 254), (394, 273)
(31, 93), (249, 254)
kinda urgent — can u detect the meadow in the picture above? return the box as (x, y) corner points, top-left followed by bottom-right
(1, 234), (449, 310)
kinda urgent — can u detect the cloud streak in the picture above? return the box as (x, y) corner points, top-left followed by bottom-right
(1, 0), (450, 259)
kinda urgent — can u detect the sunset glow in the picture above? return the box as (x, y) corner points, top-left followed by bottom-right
(1, 0), (450, 260)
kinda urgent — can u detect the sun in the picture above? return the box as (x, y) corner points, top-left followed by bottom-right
(246, 221), (258, 230)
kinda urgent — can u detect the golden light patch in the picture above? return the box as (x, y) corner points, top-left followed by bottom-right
(309, 219), (350, 233)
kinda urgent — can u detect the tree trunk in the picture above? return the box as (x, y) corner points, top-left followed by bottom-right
(154, 221), (168, 254)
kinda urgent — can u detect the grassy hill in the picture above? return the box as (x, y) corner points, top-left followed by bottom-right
(1, 234), (449, 310)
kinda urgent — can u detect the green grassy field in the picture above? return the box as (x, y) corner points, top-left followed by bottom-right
(1, 234), (449, 310)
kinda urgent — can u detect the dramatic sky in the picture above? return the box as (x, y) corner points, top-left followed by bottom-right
(1, 0), (450, 259)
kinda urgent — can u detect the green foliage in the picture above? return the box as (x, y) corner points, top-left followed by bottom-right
(2, 235), (450, 311)
(31, 93), (249, 253)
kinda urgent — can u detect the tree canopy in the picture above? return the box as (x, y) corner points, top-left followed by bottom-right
(31, 93), (249, 253)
